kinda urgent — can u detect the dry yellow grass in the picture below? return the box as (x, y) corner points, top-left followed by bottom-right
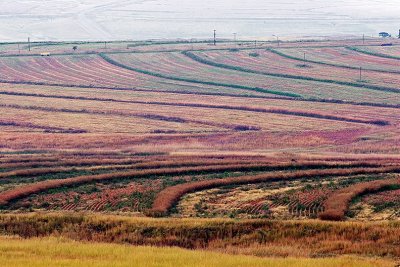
(0, 236), (394, 267)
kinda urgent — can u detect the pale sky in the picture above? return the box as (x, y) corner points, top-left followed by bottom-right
(0, 0), (399, 41)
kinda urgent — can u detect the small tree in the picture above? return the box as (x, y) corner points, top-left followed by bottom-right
(72, 46), (78, 51)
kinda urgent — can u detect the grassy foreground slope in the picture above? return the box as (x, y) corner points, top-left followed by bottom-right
(0, 236), (393, 267)
(2, 213), (400, 259)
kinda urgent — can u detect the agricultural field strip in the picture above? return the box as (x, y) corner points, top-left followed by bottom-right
(346, 46), (400, 61)
(192, 49), (400, 90)
(2, 82), (400, 109)
(0, 102), (264, 131)
(271, 47), (400, 73)
(0, 55), (215, 93)
(0, 56), (141, 88)
(0, 54), (299, 98)
(0, 91), (392, 126)
(320, 176), (400, 220)
(103, 52), (400, 104)
(178, 180), (328, 218)
(178, 173), (395, 219)
(100, 53), (301, 97)
(0, 162), (391, 206)
(2, 50), (400, 105)
(0, 120), (86, 133)
(150, 166), (400, 215)
(0, 159), (283, 179)
(185, 50), (400, 94)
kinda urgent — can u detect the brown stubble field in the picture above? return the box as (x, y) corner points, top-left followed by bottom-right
(0, 38), (399, 264)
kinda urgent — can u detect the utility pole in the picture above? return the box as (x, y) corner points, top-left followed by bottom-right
(18, 43), (20, 54)
(254, 40), (257, 49)
(104, 41), (107, 49)
(273, 35), (279, 47)
(233, 33), (237, 47)
(28, 37), (30, 52)
(362, 34), (365, 44)
(213, 30), (216, 46)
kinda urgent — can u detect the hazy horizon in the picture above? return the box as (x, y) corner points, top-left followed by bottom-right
(1, 0), (400, 42)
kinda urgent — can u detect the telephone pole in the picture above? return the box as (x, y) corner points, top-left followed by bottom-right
(28, 37), (31, 52)
(362, 34), (365, 44)
(213, 30), (216, 46)
(233, 33), (237, 47)
(273, 35), (279, 47)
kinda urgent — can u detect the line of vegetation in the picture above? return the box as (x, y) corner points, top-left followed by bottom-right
(184, 50), (400, 94)
(149, 166), (400, 217)
(319, 178), (400, 221)
(98, 53), (301, 97)
(346, 46), (400, 60)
